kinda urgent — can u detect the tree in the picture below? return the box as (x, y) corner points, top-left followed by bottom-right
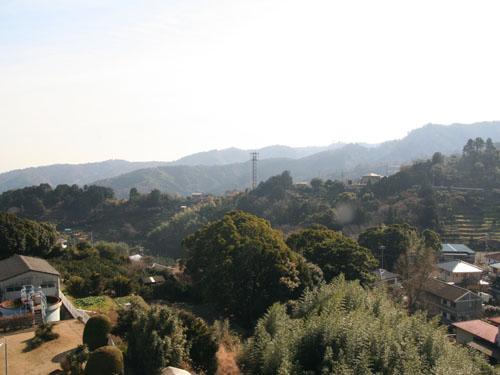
(240, 277), (495, 375)
(184, 211), (315, 325)
(287, 226), (377, 283)
(109, 275), (132, 297)
(125, 307), (188, 375)
(129, 187), (140, 202)
(84, 346), (124, 375)
(83, 315), (112, 351)
(358, 224), (418, 271)
(0, 213), (58, 259)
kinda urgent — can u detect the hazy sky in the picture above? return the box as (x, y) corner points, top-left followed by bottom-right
(2, 0), (500, 173)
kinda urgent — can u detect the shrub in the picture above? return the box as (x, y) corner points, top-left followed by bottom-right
(84, 346), (124, 375)
(67, 276), (87, 298)
(62, 344), (89, 374)
(83, 315), (112, 351)
(24, 323), (59, 352)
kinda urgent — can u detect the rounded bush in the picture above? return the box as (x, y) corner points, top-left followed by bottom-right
(83, 315), (112, 351)
(84, 346), (124, 375)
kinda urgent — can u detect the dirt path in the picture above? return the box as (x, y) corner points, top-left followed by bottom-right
(1, 319), (84, 375)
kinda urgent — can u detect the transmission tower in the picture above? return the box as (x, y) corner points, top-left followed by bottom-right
(250, 152), (259, 189)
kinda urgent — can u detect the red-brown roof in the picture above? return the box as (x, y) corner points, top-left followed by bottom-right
(453, 320), (498, 344)
(487, 317), (500, 326)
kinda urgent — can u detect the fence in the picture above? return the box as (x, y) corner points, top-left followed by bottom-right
(59, 291), (89, 324)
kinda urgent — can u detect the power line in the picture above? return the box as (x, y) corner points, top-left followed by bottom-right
(250, 152), (259, 189)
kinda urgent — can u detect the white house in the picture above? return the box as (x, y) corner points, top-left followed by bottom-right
(436, 260), (483, 284)
(0, 255), (60, 301)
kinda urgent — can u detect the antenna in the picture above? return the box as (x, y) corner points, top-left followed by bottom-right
(250, 152), (259, 189)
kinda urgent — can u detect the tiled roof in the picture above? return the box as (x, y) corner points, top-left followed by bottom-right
(423, 278), (474, 301)
(441, 244), (475, 255)
(0, 255), (59, 281)
(453, 320), (498, 344)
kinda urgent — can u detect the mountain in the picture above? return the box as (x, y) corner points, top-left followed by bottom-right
(0, 144), (344, 193)
(1, 122), (499, 195)
(0, 160), (168, 194)
(95, 122), (500, 197)
(170, 143), (346, 166)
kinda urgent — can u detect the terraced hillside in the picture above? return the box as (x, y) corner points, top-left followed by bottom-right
(437, 188), (500, 247)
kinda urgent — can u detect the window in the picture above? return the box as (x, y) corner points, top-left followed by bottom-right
(41, 282), (55, 288)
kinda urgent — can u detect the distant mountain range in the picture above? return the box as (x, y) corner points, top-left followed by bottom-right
(1, 122), (499, 197)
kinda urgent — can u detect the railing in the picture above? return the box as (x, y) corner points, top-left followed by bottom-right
(59, 291), (89, 323)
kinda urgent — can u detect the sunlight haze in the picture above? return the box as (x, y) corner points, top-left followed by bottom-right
(1, 0), (500, 172)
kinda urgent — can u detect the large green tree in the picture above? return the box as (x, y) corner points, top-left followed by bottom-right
(183, 211), (320, 324)
(287, 226), (377, 283)
(358, 224), (440, 272)
(0, 213), (58, 259)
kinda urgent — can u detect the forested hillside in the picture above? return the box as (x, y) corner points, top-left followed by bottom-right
(1, 137), (499, 257)
(1, 122), (499, 196)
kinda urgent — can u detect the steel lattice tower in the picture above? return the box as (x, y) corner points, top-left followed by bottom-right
(250, 152), (258, 189)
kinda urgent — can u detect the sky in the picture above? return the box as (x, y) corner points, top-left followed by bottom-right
(1, 0), (500, 173)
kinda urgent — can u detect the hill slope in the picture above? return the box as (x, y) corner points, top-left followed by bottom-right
(96, 122), (500, 197)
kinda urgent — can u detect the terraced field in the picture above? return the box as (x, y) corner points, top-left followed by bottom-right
(437, 189), (500, 246)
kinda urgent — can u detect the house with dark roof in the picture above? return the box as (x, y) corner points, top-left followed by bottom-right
(0, 255), (60, 301)
(419, 278), (482, 322)
(440, 244), (475, 263)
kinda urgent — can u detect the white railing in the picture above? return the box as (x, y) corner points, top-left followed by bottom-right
(59, 291), (89, 323)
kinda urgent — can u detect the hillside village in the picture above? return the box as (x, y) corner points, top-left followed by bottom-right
(0, 137), (500, 374)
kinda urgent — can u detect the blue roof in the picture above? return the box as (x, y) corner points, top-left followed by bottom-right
(441, 243), (475, 254)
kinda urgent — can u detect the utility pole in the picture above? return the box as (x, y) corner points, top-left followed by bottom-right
(379, 245), (386, 270)
(0, 337), (7, 375)
(250, 152), (259, 190)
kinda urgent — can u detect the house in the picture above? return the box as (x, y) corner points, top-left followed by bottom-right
(439, 243), (475, 263)
(436, 260), (483, 285)
(371, 269), (400, 285)
(0, 255), (60, 301)
(142, 275), (166, 286)
(360, 173), (383, 185)
(129, 254), (143, 262)
(486, 253), (500, 265)
(453, 320), (500, 363)
(489, 262), (500, 275)
(419, 278), (483, 322)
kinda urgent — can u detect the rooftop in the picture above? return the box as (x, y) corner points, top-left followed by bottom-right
(372, 268), (399, 281)
(0, 255), (60, 282)
(441, 244), (475, 255)
(437, 260), (483, 274)
(487, 253), (500, 262)
(453, 320), (498, 344)
(423, 278), (475, 301)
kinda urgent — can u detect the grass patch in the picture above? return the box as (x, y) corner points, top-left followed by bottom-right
(73, 296), (115, 314)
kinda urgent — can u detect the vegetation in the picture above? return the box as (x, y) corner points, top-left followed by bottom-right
(113, 301), (218, 375)
(84, 345), (124, 375)
(240, 276), (494, 374)
(0, 212), (58, 259)
(24, 323), (59, 352)
(83, 315), (112, 351)
(184, 211), (321, 325)
(287, 225), (378, 283)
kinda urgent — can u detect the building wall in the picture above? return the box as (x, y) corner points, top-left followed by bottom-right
(439, 271), (482, 284)
(455, 328), (474, 344)
(420, 291), (482, 322)
(0, 271), (60, 301)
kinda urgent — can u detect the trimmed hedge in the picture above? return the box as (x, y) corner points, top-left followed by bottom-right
(83, 315), (111, 351)
(84, 346), (124, 375)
